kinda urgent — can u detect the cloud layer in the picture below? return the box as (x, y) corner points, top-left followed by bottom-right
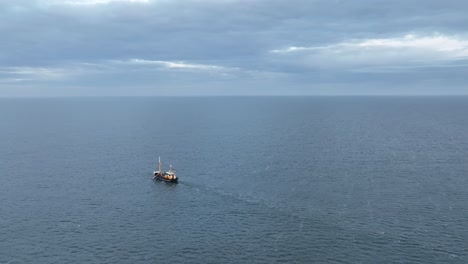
(1, 0), (467, 95)
(271, 34), (468, 70)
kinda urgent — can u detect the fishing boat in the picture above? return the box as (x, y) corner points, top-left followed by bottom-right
(153, 157), (178, 183)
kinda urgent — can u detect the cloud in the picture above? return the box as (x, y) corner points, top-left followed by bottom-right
(273, 34), (468, 56)
(0, 66), (68, 81)
(1, 0), (468, 95)
(112, 59), (286, 81)
(270, 34), (468, 71)
(45, 0), (150, 6)
(0, 62), (112, 83)
(356, 35), (468, 53)
(0, 59), (267, 86)
(123, 59), (227, 71)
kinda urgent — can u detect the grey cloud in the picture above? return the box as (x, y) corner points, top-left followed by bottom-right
(1, 0), (467, 95)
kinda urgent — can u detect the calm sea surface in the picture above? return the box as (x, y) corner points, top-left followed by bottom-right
(1, 97), (467, 263)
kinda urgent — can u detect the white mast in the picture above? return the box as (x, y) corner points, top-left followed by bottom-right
(158, 156), (162, 173)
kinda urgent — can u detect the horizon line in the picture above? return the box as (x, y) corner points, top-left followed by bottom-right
(1, 94), (468, 99)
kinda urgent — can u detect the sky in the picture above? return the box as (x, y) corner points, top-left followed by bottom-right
(1, 0), (468, 96)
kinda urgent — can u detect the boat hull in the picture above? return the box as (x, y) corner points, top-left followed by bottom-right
(153, 174), (178, 183)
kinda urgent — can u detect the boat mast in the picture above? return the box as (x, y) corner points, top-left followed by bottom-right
(158, 156), (162, 173)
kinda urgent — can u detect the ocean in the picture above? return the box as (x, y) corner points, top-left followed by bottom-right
(1, 96), (467, 263)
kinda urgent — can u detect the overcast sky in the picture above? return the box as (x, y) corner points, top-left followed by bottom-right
(1, 0), (467, 96)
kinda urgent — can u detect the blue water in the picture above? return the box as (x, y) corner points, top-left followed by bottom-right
(1, 97), (467, 263)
